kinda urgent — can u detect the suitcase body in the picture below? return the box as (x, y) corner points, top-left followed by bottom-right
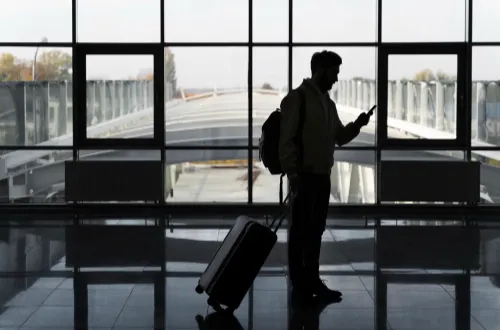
(196, 215), (278, 312)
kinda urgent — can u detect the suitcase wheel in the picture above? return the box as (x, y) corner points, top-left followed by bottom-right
(195, 284), (203, 294)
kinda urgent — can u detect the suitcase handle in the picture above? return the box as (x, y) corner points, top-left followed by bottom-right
(269, 192), (294, 233)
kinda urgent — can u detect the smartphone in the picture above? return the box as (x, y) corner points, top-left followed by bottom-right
(368, 105), (377, 115)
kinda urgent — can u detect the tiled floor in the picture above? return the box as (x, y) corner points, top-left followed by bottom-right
(1, 226), (500, 329)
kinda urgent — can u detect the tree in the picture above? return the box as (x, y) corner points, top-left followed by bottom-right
(414, 68), (435, 82)
(0, 53), (26, 81)
(261, 82), (273, 90)
(413, 69), (456, 82)
(435, 70), (455, 81)
(165, 47), (177, 92)
(0, 51), (72, 81)
(36, 50), (72, 80)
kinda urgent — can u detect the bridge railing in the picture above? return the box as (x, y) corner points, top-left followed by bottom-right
(0, 80), (175, 147)
(332, 79), (500, 145)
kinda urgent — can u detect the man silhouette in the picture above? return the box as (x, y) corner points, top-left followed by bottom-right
(279, 50), (372, 302)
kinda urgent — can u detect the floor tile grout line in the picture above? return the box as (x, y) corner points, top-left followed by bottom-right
(110, 282), (136, 329)
(16, 301), (40, 329)
(470, 313), (488, 330)
(325, 229), (356, 273)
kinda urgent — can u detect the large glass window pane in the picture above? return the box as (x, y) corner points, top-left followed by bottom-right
(0, 149), (70, 203)
(253, 0), (288, 42)
(0, 0), (72, 43)
(382, 0), (466, 42)
(85, 55), (154, 139)
(293, 0), (377, 42)
(293, 47), (377, 146)
(473, 0), (500, 42)
(475, 153), (500, 204)
(0, 47), (73, 146)
(252, 47), (287, 203)
(330, 150), (375, 204)
(165, 149), (250, 203)
(471, 47), (500, 203)
(256, 148), (376, 205)
(165, 47), (248, 148)
(471, 47), (500, 146)
(253, 47), (287, 94)
(164, 0), (248, 42)
(77, 0), (161, 42)
(387, 54), (458, 140)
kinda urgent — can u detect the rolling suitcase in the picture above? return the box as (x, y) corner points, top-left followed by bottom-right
(195, 193), (292, 313)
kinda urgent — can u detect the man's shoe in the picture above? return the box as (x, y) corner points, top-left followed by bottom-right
(312, 279), (343, 299)
(311, 294), (342, 313)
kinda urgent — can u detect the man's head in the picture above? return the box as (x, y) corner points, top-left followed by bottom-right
(310, 51), (342, 93)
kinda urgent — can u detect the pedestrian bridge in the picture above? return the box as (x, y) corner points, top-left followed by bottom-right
(1, 79), (499, 203)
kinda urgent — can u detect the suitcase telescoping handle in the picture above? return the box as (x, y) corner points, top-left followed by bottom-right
(269, 192), (295, 233)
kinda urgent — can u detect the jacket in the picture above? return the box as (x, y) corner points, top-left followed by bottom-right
(279, 79), (360, 176)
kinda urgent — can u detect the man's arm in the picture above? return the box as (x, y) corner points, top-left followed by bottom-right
(333, 103), (362, 146)
(279, 90), (301, 176)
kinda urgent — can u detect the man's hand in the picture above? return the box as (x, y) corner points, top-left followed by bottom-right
(355, 111), (372, 128)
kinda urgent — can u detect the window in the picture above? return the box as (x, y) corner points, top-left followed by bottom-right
(0, 149), (71, 203)
(77, 0), (161, 42)
(473, 0), (500, 42)
(471, 47), (500, 146)
(382, 0), (467, 42)
(166, 150), (250, 203)
(0, 47), (73, 146)
(164, 0), (248, 42)
(377, 44), (467, 149)
(165, 47), (248, 148)
(253, 0), (288, 42)
(74, 45), (164, 148)
(293, 0), (377, 42)
(0, 0), (72, 43)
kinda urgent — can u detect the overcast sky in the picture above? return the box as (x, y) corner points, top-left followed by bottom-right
(1, 0), (499, 88)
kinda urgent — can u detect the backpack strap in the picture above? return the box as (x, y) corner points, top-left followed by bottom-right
(279, 89), (306, 205)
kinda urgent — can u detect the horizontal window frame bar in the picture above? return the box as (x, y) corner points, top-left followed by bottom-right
(0, 146), (75, 150)
(0, 41), (499, 48)
(376, 145), (468, 151)
(0, 42), (74, 47)
(470, 42), (500, 46)
(0, 145), (491, 151)
(470, 146), (500, 151)
(0, 204), (499, 219)
(0, 269), (379, 278)
(76, 138), (164, 149)
(4, 41), (498, 48)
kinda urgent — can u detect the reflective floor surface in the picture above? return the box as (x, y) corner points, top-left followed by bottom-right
(0, 223), (499, 330)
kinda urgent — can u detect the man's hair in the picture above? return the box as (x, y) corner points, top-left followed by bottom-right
(310, 51), (342, 75)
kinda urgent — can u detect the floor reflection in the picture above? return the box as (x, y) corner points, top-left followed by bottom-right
(0, 225), (499, 329)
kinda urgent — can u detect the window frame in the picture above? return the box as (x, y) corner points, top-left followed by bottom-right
(73, 43), (165, 149)
(377, 42), (468, 150)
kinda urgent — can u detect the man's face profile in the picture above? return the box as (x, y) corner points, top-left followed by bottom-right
(319, 65), (339, 91)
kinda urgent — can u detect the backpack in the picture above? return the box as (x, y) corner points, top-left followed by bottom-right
(259, 89), (306, 203)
